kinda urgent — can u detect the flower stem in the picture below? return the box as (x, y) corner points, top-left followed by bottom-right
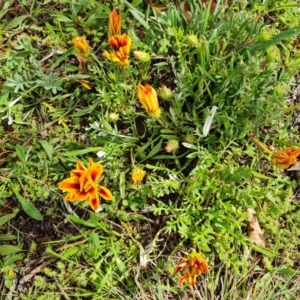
(157, 118), (167, 128)
(247, 133), (273, 156)
(130, 147), (135, 167)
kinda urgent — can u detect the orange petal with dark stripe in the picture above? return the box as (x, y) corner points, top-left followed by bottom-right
(98, 186), (113, 200)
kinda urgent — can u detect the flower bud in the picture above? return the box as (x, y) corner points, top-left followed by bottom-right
(109, 113), (119, 122)
(257, 29), (272, 42)
(133, 51), (151, 62)
(159, 85), (173, 100)
(187, 34), (199, 47)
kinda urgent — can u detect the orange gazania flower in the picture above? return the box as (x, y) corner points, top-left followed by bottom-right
(72, 36), (90, 57)
(272, 146), (300, 169)
(109, 8), (122, 36)
(104, 33), (131, 66)
(58, 158), (113, 211)
(137, 84), (161, 118)
(174, 252), (209, 290)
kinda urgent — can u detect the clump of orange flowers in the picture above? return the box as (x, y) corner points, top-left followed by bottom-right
(58, 158), (113, 211)
(174, 252), (209, 290)
(137, 84), (161, 118)
(272, 146), (300, 169)
(104, 8), (131, 66)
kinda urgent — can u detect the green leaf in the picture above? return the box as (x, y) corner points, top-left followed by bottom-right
(124, 1), (150, 29)
(252, 245), (277, 257)
(10, 183), (43, 221)
(119, 172), (126, 199)
(0, 245), (22, 255)
(0, 210), (18, 228)
(63, 247), (79, 259)
(4, 15), (28, 30)
(15, 144), (26, 163)
(276, 266), (299, 275)
(62, 147), (102, 157)
(0, 234), (16, 241)
(39, 140), (54, 160)
(67, 214), (97, 228)
(141, 139), (163, 162)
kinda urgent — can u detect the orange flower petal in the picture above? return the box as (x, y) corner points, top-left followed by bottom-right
(98, 186), (113, 200)
(58, 177), (80, 192)
(89, 192), (100, 211)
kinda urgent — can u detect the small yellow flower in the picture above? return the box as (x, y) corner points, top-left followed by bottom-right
(72, 36), (90, 57)
(109, 8), (122, 36)
(272, 147), (300, 169)
(174, 252), (209, 290)
(132, 167), (146, 186)
(137, 84), (161, 118)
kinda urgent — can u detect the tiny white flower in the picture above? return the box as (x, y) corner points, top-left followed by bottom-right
(96, 150), (106, 158)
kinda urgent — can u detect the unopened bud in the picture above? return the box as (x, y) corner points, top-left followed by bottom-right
(159, 85), (173, 100)
(133, 51), (151, 62)
(258, 29), (272, 42)
(187, 34), (199, 47)
(109, 113), (119, 122)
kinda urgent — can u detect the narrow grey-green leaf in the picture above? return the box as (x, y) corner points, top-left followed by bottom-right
(15, 144), (26, 163)
(119, 172), (126, 199)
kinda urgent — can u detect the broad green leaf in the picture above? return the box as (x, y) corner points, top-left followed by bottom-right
(0, 210), (18, 227)
(0, 234), (16, 241)
(10, 183), (43, 221)
(15, 144), (26, 163)
(277, 266), (299, 275)
(4, 15), (28, 30)
(63, 247), (79, 259)
(0, 245), (22, 255)
(39, 140), (54, 160)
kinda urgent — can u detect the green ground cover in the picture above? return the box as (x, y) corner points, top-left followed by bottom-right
(0, 0), (300, 299)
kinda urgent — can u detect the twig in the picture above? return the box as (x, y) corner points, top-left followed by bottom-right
(54, 277), (71, 300)
(19, 258), (56, 285)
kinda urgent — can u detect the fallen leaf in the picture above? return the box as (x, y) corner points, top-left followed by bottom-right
(183, 3), (192, 21)
(148, 2), (167, 12)
(247, 208), (266, 247)
(75, 54), (88, 69)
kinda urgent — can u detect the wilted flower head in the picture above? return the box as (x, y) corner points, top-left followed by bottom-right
(165, 140), (179, 153)
(133, 51), (151, 62)
(272, 147), (300, 169)
(72, 36), (90, 57)
(109, 8), (122, 36)
(175, 252), (209, 290)
(132, 167), (146, 186)
(104, 33), (131, 66)
(137, 84), (161, 119)
(58, 158), (113, 211)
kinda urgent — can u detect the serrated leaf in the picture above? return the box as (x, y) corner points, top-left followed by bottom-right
(10, 183), (43, 221)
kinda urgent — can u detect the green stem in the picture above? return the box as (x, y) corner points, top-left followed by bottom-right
(247, 133), (273, 156)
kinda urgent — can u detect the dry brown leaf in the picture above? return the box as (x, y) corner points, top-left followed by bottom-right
(75, 54), (88, 70)
(183, 3), (192, 21)
(148, 2), (167, 12)
(247, 208), (267, 247)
